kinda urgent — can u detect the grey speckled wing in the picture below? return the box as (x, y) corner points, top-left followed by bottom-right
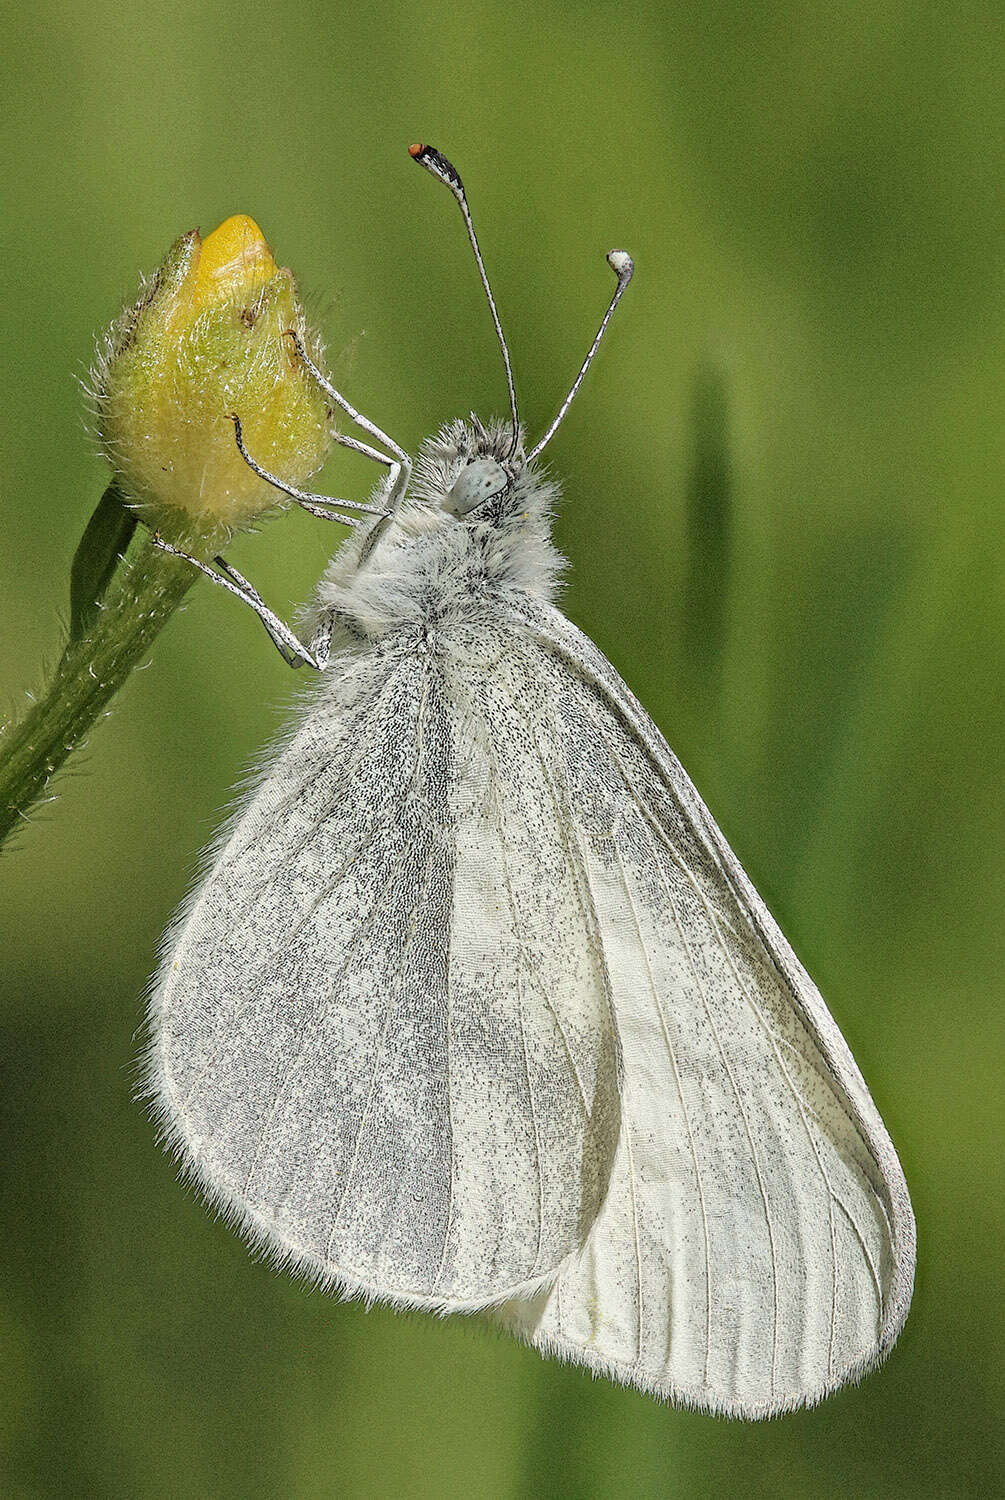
(489, 601), (916, 1417)
(147, 455), (913, 1413)
(148, 634), (620, 1312)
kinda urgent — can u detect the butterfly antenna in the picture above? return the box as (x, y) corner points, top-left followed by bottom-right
(409, 143), (520, 455)
(527, 251), (634, 464)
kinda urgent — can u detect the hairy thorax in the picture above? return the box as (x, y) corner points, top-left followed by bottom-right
(300, 420), (566, 649)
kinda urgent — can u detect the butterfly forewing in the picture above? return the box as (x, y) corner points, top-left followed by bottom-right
(150, 634), (620, 1309)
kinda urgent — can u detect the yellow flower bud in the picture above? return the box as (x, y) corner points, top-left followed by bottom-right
(94, 216), (332, 543)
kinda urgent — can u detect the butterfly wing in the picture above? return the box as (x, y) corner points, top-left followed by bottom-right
(490, 602), (916, 1417)
(147, 638), (620, 1311)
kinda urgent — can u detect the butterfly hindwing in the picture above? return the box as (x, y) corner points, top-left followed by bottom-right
(489, 602), (915, 1416)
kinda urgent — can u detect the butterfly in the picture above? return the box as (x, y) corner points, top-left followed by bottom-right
(147, 145), (915, 1418)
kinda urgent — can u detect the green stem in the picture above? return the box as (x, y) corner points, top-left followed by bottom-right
(0, 532), (195, 850)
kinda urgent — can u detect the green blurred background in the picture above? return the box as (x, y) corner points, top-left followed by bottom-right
(2, 2), (1002, 1495)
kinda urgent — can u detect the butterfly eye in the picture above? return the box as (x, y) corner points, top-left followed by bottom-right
(443, 457), (507, 517)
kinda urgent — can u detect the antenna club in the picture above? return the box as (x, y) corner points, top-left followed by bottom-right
(525, 244), (634, 464)
(607, 249), (635, 281)
(408, 142), (464, 196)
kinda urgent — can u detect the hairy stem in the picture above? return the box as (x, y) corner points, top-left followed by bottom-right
(0, 533), (195, 850)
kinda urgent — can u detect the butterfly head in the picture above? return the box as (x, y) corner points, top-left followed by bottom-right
(412, 416), (536, 523)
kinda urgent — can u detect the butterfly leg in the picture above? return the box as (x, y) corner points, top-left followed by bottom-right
(229, 416), (390, 521)
(283, 332), (413, 511)
(285, 330), (410, 461)
(152, 535), (326, 670)
(213, 555), (338, 669)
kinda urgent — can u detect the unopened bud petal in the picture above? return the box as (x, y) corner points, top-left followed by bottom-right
(94, 217), (333, 544)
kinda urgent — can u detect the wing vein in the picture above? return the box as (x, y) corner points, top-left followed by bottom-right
(519, 969), (545, 1273)
(608, 747), (781, 1397)
(618, 752), (848, 1381)
(243, 668), (435, 1214)
(621, 762), (852, 1374)
(528, 726), (614, 1114)
(834, 1194), (885, 1323)
(484, 714), (546, 1272)
(237, 854), (407, 1202)
(612, 837), (713, 1384)
(170, 666), (425, 1114)
(431, 957), (456, 1292)
(176, 819), (384, 1115)
(623, 1114), (645, 1362)
(221, 659), (411, 894)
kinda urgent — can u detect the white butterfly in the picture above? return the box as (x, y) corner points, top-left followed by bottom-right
(147, 145), (915, 1418)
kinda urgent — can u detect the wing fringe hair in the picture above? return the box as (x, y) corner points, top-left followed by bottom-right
(144, 604), (914, 1419)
